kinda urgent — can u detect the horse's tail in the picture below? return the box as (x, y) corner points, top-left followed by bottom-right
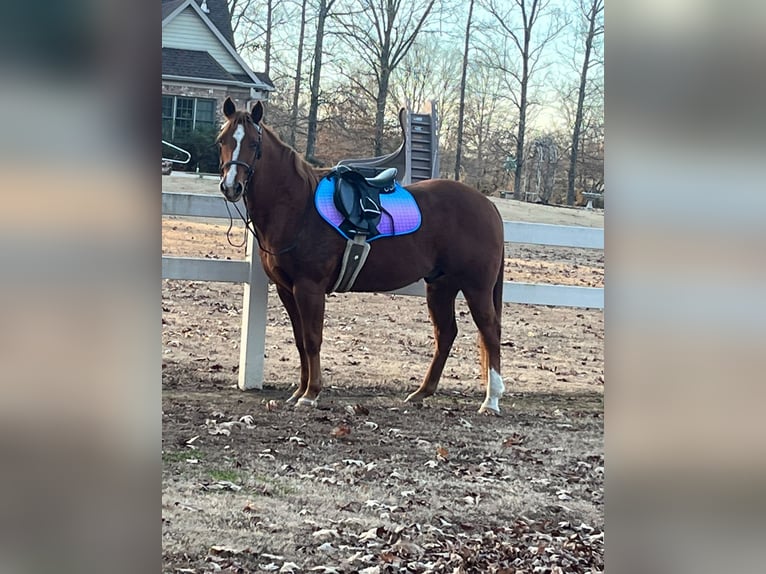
(493, 248), (504, 335)
(492, 203), (505, 336)
(493, 209), (504, 358)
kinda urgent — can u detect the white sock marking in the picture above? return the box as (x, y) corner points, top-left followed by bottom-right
(480, 368), (505, 413)
(224, 123), (245, 188)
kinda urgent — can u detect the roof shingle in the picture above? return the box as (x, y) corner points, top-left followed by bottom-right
(162, 47), (237, 82)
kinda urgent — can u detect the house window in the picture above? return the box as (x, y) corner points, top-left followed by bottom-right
(161, 95), (217, 140)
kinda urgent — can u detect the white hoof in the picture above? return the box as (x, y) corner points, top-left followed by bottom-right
(296, 397), (318, 408)
(285, 394), (299, 404)
(478, 400), (501, 416)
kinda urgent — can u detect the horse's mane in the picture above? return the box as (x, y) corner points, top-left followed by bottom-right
(260, 124), (331, 186)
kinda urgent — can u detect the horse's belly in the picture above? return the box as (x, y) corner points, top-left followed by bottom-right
(349, 238), (432, 292)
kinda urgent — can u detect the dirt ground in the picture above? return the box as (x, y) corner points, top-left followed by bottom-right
(162, 179), (604, 573)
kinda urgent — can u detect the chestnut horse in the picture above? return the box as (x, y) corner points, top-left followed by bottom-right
(217, 98), (507, 414)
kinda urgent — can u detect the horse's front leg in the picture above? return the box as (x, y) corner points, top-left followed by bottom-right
(292, 282), (326, 407)
(275, 285), (308, 403)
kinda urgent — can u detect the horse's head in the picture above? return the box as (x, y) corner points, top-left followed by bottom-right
(217, 97), (264, 202)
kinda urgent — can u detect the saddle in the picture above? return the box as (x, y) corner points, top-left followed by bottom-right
(330, 165), (398, 239)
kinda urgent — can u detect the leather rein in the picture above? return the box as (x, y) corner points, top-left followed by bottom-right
(221, 121), (309, 256)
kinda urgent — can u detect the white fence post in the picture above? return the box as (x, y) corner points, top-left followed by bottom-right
(238, 232), (269, 390)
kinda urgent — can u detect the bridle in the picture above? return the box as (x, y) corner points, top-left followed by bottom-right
(219, 119), (308, 256)
(219, 119), (262, 193)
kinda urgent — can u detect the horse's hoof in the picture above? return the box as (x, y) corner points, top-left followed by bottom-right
(285, 394), (299, 404)
(404, 391), (429, 403)
(296, 397), (318, 408)
(478, 404), (502, 416)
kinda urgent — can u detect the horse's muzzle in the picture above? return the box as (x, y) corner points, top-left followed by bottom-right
(220, 179), (244, 202)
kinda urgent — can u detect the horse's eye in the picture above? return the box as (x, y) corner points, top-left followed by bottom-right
(249, 141), (258, 149)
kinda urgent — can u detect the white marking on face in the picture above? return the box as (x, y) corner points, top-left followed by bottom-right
(480, 368), (505, 413)
(224, 123), (245, 188)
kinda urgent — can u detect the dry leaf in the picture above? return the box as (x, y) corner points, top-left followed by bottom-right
(266, 400), (279, 412)
(436, 446), (449, 461)
(502, 433), (525, 447)
(331, 424), (351, 439)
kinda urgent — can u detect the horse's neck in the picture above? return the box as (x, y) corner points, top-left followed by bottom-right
(248, 143), (314, 245)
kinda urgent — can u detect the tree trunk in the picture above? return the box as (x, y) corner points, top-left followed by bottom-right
(454, 0), (474, 181)
(373, 67), (391, 156)
(264, 0), (273, 77)
(513, 54), (529, 200)
(306, 0), (330, 161)
(567, 0), (601, 206)
(288, 0), (308, 148)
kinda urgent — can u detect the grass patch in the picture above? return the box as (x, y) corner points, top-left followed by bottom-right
(162, 449), (203, 464)
(210, 469), (242, 483)
(252, 474), (298, 497)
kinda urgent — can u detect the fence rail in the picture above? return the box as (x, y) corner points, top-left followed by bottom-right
(162, 191), (604, 390)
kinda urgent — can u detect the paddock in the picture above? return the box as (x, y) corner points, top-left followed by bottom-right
(162, 181), (604, 573)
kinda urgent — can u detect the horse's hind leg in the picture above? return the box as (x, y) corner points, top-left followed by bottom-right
(275, 285), (308, 403)
(463, 286), (505, 415)
(405, 282), (459, 404)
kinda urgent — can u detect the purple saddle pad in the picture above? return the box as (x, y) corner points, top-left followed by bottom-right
(314, 175), (421, 241)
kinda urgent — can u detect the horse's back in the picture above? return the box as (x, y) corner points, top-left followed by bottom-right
(407, 179), (503, 240)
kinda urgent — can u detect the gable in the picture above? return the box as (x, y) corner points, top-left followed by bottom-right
(162, 6), (246, 77)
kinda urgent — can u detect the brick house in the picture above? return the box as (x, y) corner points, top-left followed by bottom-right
(162, 0), (273, 141)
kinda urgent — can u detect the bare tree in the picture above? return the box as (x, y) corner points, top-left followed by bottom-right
(566, 0), (603, 205)
(334, 0), (437, 156)
(305, 0), (338, 161)
(459, 60), (508, 190)
(482, 0), (565, 200)
(264, 0), (274, 76)
(288, 0), (309, 147)
(389, 35), (462, 140)
(228, 0), (289, 78)
(454, 0), (475, 180)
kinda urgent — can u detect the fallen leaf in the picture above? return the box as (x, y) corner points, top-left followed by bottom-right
(312, 528), (339, 540)
(502, 433), (525, 447)
(331, 424), (351, 439)
(436, 446), (449, 461)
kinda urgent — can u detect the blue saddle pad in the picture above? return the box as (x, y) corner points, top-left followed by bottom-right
(314, 176), (422, 241)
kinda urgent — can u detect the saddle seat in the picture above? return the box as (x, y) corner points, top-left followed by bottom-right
(362, 167), (398, 188)
(331, 165), (398, 238)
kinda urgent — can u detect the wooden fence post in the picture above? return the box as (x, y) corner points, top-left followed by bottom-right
(238, 232), (269, 390)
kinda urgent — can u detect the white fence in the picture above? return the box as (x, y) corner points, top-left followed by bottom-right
(162, 191), (604, 390)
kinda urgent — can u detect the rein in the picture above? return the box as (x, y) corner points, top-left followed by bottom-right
(221, 122), (311, 256)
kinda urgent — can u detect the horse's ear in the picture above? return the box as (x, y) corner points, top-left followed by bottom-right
(250, 101), (264, 124)
(223, 97), (236, 119)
